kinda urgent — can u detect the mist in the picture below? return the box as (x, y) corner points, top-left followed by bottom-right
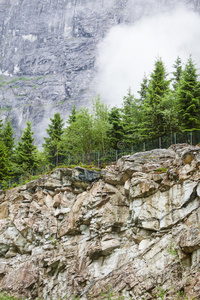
(95, 5), (200, 106)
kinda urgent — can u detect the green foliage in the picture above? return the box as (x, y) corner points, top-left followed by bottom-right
(14, 121), (38, 173)
(68, 105), (77, 124)
(1, 55), (200, 189)
(50, 236), (57, 245)
(162, 91), (179, 135)
(0, 119), (3, 138)
(140, 58), (170, 139)
(177, 56), (200, 131)
(138, 74), (148, 102)
(108, 107), (124, 149)
(63, 107), (94, 157)
(155, 167), (167, 173)
(2, 118), (15, 158)
(43, 113), (64, 166)
(92, 95), (111, 153)
(0, 107), (12, 112)
(155, 287), (166, 299)
(172, 56), (183, 90)
(99, 286), (125, 300)
(167, 242), (178, 257)
(0, 141), (11, 181)
(0, 291), (20, 300)
(121, 88), (141, 145)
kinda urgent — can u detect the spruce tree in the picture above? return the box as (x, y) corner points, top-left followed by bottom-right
(162, 92), (179, 136)
(108, 107), (124, 150)
(0, 141), (10, 182)
(62, 108), (94, 158)
(0, 119), (3, 140)
(92, 95), (111, 154)
(140, 58), (170, 138)
(68, 106), (77, 124)
(172, 56), (182, 91)
(138, 74), (148, 103)
(121, 88), (137, 146)
(15, 122), (38, 172)
(43, 113), (64, 166)
(2, 118), (15, 158)
(177, 57), (200, 131)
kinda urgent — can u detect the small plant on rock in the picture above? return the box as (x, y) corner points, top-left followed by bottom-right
(167, 242), (178, 257)
(155, 286), (166, 299)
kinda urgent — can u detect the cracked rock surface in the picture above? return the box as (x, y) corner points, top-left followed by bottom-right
(0, 145), (200, 299)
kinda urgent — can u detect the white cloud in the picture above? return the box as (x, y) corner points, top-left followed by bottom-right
(95, 5), (200, 106)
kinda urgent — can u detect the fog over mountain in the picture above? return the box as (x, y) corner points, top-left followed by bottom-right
(0, 0), (199, 144)
(95, 5), (200, 106)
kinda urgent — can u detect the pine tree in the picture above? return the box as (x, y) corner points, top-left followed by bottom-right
(43, 113), (64, 166)
(122, 88), (143, 144)
(2, 118), (15, 158)
(0, 141), (10, 182)
(108, 107), (124, 150)
(68, 106), (77, 124)
(92, 95), (111, 154)
(162, 92), (179, 136)
(138, 74), (148, 103)
(15, 122), (38, 172)
(62, 108), (94, 159)
(0, 119), (3, 140)
(140, 58), (170, 138)
(121, 88), (136, 146)
(177, 57), (200, 131)
(172, 56), (182, 91)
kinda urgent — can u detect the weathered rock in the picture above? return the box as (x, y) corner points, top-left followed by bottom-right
(180, 228), (200, 253)
(0, 147), (199, 299)
(1, 262), (38, 298)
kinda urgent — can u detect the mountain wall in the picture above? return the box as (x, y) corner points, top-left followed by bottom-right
(0, 0), (200, 144)
(0, 144), (200, 299)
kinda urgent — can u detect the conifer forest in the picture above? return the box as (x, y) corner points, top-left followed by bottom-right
(0, 56), (200, 188)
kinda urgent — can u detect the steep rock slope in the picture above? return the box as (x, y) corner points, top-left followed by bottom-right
(0, 144), (200, 299)
(0, 0), (200, 144)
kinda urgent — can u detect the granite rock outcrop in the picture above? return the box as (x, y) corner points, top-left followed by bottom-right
(0, 144), (200, 299)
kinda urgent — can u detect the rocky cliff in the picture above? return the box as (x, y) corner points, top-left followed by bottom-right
(0, 144), (200, 299)
(0, 0), (200, 144)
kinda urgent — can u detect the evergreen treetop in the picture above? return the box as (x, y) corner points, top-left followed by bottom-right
(2, 118), (15, 158)
(43, 113), (64, 165)
(177, 57), (200, 131)
(15, 121), (38, 172)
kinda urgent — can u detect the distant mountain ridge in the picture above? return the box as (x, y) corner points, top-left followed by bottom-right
(0, 0), (199, 145)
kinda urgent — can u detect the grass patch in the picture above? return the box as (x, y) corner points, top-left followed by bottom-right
(0, 291), (21, 300)
(155, 167), (167, 173)
(8, 76), (31, 84)
(0, 81), (7, 87)
(0, 107), (12, 112)
(34, 76), (45, 80)
(53, 164), (102, 172)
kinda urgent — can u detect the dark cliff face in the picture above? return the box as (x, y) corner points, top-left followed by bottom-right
(0, 0), (199, 144)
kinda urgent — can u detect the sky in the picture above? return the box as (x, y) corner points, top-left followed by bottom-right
(95, 4), (200, 107)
